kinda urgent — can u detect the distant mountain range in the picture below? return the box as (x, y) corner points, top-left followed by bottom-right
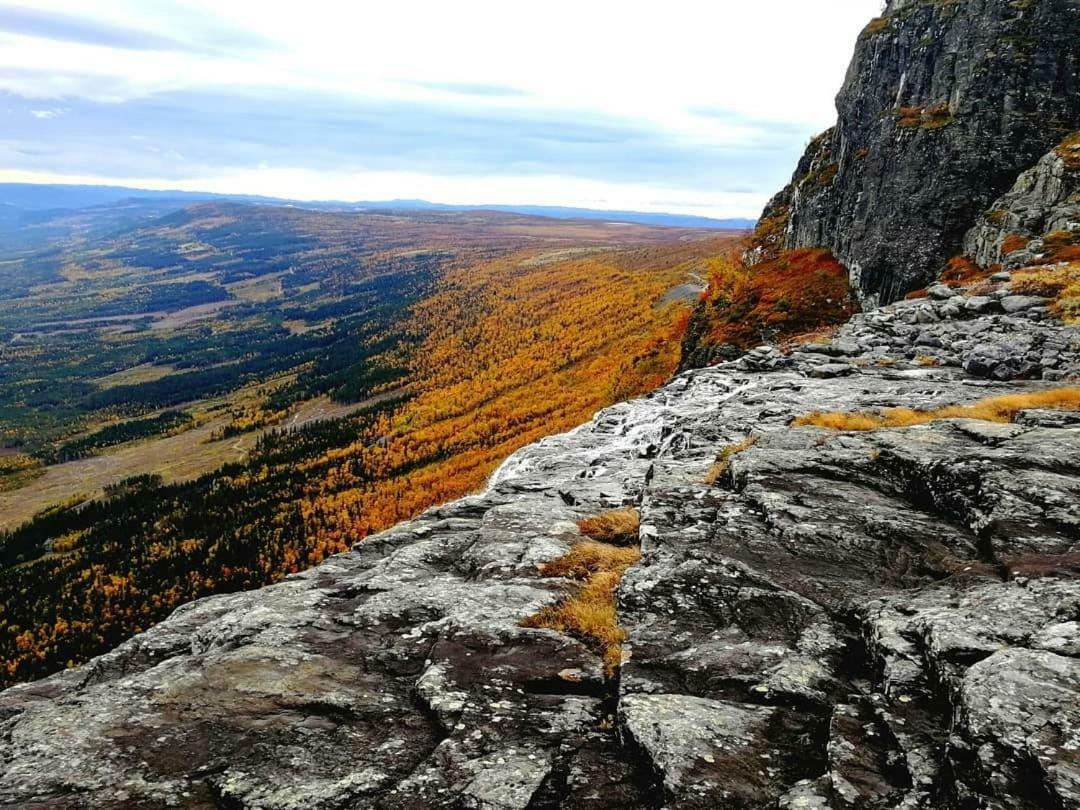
(0, 183), (756, 232)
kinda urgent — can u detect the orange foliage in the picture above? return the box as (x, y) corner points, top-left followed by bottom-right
(940, 256), (989, 286)
(696, 248), (858, 350)
(1001, 234), (1030, 255)
(277, 243), (730, 549)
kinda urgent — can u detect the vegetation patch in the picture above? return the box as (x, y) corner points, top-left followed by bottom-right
(697, 248), (858, 351)
(863, 17), (891, 36)
(704, 436), (758, 485)
(1056, 131), (1080, 170)
(577, 507), (640, 545)
(896, 103), (955, 130)
(1042, 230), (1080, 263)
(38, 411), (195, 465)
(1012, 262), (1080, 323)
(940, 255), (991, 286)
(793, 388), (1080, 431)
(1001, 234), (1030, 255)
(522, 538), (642, 676)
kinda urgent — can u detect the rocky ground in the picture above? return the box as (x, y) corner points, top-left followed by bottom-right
(1, 275), (1077, 808)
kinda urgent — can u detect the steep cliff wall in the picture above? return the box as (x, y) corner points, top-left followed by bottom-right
(776, 0), (1080, 305)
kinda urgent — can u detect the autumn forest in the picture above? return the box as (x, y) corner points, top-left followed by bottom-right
(0, 200), (744, 684)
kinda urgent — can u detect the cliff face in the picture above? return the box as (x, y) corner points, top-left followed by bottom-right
(1, 276), (1078, 808)
(775, 0), (1080, 305)
(964, 132), (1080, 268)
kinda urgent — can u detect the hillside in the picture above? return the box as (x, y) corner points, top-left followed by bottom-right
(1, 270), (1077, 808)
(0, 205), (739, 684)
(2, 0), (1079, 806)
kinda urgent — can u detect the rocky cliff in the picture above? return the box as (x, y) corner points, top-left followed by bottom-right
(763, 0), (1080, 305)
(1, 271), (1078, 808)
(4, 1), (1080, 807)
(964, 132), (1080, 269)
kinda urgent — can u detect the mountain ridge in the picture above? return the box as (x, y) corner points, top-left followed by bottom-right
(0, 182), (756, 231)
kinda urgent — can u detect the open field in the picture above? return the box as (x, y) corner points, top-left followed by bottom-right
(0, 391), (405, 531)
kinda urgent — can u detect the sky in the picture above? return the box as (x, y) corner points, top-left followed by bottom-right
(0, 0), (882, 219)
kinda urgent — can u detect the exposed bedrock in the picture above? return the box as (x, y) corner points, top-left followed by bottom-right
(1, 279), (1078, 808)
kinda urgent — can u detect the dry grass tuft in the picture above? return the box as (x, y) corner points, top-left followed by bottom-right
(539, 540), (642, 580)
(576, 507), (640, 545)
(793, 388), (1080, 431)
(704, 436), (758, 485)
(523, 539), (642, 675)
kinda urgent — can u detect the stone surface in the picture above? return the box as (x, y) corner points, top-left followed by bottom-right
(1, 276), (1078, 808)
(964, 135), (1080, 270)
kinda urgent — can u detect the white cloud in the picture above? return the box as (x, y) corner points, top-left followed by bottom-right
(29, 107), (66, 118)
(0, 0), (882, 216)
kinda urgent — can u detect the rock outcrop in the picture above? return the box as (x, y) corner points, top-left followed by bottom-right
(1, 274), (1078, 808)
(964, 132), (1080, 269)
(769, 0), (1080, 305)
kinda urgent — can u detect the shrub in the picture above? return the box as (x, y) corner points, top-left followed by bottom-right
(1056, 131), (1080, 170)
(940, 255), (989, 286)
(1001, 234), (1030, 255)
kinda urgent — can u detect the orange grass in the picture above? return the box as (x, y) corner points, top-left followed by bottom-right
(523, 539), (642, 675)
(704, 436), (758, 484)
(576, 507), (640, 544)
(1012, 262), (1080, 323)
(792, 388), (1080, 431)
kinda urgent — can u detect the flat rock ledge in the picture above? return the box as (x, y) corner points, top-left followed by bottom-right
(1, 288), (1078, 809)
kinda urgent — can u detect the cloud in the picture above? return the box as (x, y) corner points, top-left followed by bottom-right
(408, 80), (529, 98)
(0, 88), (805, 196)
(0, 3), (275, 55)
(0, 1), (883, 217)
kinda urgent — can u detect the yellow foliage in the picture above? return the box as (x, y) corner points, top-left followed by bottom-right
(576, 508), (640, 545)
(704, 436), (758, 484)
(523, 535), (642, 676)
(793, 388), (1080, 431)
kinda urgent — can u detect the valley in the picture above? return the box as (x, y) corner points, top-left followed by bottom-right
(0, 199), (742, 684)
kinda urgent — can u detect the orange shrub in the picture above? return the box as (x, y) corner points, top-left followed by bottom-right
(1002, 234), (1030, 255)
(940, 255), (989, 286)
(697, 248), (858, 351)
(1056, 131), (1080, 170)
